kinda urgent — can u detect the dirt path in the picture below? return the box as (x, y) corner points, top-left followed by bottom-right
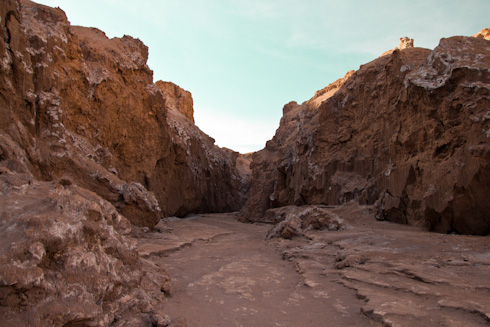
(137, 212), (371, 327)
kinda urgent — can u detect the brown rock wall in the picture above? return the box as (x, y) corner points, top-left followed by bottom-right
(155, 81), (194, 123)
(241, 33), (490, 235)
(0, 167), (171, 326)
(0, 0), (250, 227)
(0, 1), (250, 324)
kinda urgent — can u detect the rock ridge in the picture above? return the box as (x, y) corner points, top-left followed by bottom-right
(241, 30), (490, 235)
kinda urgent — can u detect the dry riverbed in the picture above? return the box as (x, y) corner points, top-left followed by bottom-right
(135, 203), (490, 327)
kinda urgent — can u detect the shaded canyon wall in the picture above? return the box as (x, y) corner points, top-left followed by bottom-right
(240, 32), (490, 235)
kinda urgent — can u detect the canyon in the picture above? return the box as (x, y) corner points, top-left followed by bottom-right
(0, 0), (489, 326)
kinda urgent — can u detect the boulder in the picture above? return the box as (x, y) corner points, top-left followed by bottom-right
(265, 205), (347, 239)
(0, 168), (171, 326)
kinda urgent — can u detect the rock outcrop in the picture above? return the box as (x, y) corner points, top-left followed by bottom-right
(0, 0), (250, 227)
(0, 167), (172, 326)
(241, 31), (490, 235)
(473, 28), (490, 41)
(380, 36), (414, 57)
(265, 205), (347, 239)
(0, 0), (250, 325)
(155, 81), (194, 123)
(153, 102), (251, 217)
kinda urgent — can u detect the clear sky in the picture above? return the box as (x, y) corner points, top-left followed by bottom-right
(34, 0), (489, 153)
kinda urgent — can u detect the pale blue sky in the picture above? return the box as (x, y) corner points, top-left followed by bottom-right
(34, 0), (489, 153)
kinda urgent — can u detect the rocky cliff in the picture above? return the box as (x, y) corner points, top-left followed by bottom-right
(0, 0), (250, 325)
(0, 0), (250, 227)
(240, 31), (490, 236)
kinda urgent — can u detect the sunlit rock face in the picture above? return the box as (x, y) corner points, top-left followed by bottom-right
(241, 31), (490, 235)
(473, 28), (490, 40)
(380, 36), (414, 57)
(155, 81), (195, 123)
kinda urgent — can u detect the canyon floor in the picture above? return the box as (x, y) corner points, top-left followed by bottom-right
(135, 204), (490, 327)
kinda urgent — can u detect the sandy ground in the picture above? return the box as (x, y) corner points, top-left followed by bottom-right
(135, 204), (490, 327)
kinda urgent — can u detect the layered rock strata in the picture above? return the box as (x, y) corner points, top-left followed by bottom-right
(241, 31), (490, 235)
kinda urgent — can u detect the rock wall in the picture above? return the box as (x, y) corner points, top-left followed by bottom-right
(156, 106), (251, 217)
(155, 81), (194, 123)
(0, 0), (250, 227)
(0, 0), (250, 325)
(241, 31), (490, 235)
(0, 167), (172, 326)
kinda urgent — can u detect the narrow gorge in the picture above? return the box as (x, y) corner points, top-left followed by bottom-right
(1, 1), (489, 326)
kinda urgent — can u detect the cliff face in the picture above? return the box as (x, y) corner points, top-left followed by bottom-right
(0, 0), (250, 227)
(157, 106), (251, 216)
(241, 32), (490, 236)
(0, 0), (249, 325)
(155, 81), (194, 123)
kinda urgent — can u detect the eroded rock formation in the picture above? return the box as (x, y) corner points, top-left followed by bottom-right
(473, 28), (490, 41)
(380, 36), (414, 57)
(241, 31), (490, 235)
(0, 0), (250, 226)
(0, 0), (250, 325)
(1, 0), (489, 324)
(265, 205), (347, 239)
(155, 81), (194, 123)
(0, 167), (172, 326)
